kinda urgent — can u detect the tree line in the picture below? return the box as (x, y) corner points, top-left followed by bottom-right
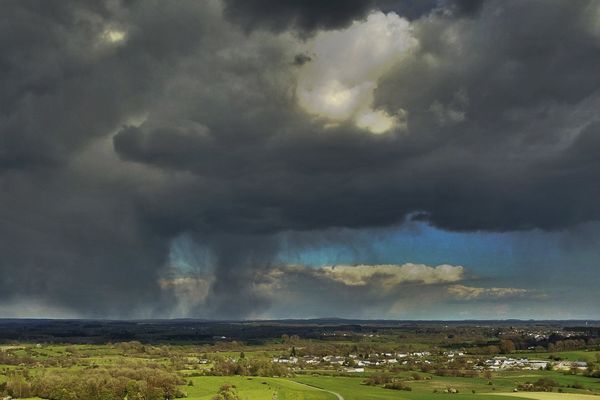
(0, 364), (186, 400)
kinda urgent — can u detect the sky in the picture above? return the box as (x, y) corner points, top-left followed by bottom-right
(1, 0), (600, 320)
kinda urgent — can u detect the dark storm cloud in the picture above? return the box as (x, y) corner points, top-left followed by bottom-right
(444, 0), (485, 16)
(372, 0), (600, 230)
(222, 0), (385, 33)
(0, 166), (172, 316)
(0, 0), (210, 169)
(2, 0), (600, 318)
(222, 0), (483, 35)
(0, 0), (218, 316)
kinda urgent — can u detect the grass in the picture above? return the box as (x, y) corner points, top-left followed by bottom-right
(294, 375), (513, 400)
(490, 394), (600, 400)
(292, 374), (600, 400)
(488, 370), (600, 393)
(185, 376), (335, 400)
(1, 343), (599, 400)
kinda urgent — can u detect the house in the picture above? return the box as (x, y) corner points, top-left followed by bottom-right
(527, 360), (548, 370)
(412, 352), (430, 357)
(323, 356), (345, 365)
(273, 357), (298, 364)
(485, 357), (528, 370)
(344, 367), (365, 373)
(573, 361), (588, 370)
(301, 356), (321, 365)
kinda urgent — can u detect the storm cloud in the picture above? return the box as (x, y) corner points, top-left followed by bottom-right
(1, 0), (600, 318)
(222, 0), (484, 34)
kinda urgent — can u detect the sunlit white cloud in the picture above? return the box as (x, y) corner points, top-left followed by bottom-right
(447, 284), (533, 300)
(356, 109), (404, 134)
(298, 80), (370, 121)
(313, 263), (464, 288)
(296, 12), (416, 134)
(102, 28), (126, 44)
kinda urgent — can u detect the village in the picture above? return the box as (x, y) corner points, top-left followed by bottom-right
(271, 350), (590, 374)
(273, 351), (428, 373)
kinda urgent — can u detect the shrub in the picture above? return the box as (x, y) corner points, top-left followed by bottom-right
(383, 382), (412, 391)
(363, 374), (393, 386)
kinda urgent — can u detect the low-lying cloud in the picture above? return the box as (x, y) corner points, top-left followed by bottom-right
(447, 285), (532, 301)
(313, 263), (464, 288)
(162, 263), (470, 318)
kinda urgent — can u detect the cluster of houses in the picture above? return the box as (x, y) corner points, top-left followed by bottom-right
(444, 351), (466, 358)
(272, 351), (433, 371)
(482, 356), (588, 371)
(555, 360), (589, 371)
(499, 326), (584, 341)
(272, 351), (590, 374)
(483, 357), (549, 370)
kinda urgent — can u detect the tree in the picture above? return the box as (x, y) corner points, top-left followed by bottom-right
(499, 339), (515, 354)
(213, 384), (241, 400)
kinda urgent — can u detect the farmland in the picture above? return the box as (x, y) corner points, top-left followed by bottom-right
(0, 320), (599, 399)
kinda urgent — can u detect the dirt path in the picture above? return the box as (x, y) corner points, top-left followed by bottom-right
(291, 380), (344, 400)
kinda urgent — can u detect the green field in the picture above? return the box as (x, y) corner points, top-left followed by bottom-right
(185, 376), (335, 400)
(1, 340), (599, 400)
(491, 394), (600, 400)
(291, 374), (600, 400)
(295, 375), (495, 400)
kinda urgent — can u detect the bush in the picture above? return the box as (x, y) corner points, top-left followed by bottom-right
(212, 384), (240, 400)
(383, 382), (412, 391)
(363, 374), (393, 386)
(518, 378), (559, 392)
